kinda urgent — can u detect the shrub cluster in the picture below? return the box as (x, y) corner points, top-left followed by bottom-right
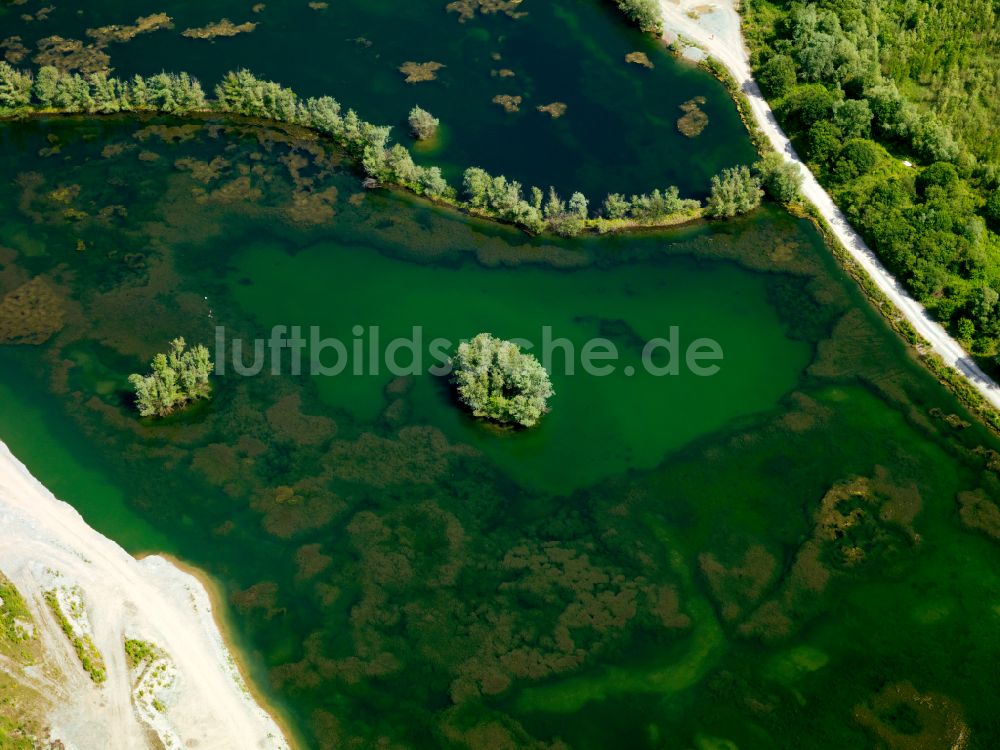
(407, 105), (439, 140)
(706, 165), (765, 218)
(450, 333), (554, 428)
(129, 338), (212, 418)
(612, 0), (664, 35)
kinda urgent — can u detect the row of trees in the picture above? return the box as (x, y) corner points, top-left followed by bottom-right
(0, 64), (450, 198)
(0, 62), (207, 114)
(612, 0), (664, 35)
(602, 186), (701, 222)
(212, 70), (450, 198)
(461, 163), (779, 235)
(0, 61), (794, 236)
(743, 0), (1000, 356)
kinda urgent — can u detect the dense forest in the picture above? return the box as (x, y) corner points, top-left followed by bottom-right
(743, 0), (1000, 358)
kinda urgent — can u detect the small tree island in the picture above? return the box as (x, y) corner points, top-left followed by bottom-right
(450, 333), (554, 428)
(408, 105), (439, 141)
(129, 338), (213, 417)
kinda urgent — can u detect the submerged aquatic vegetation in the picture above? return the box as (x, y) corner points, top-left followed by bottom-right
(625, 50), (654, 68)
(537, 102), (567, 118)
(326, 426), (476, 487)
(0, 277), (65, 345)
(445, 0), (527, 23)
(734, 469), (921, 643)
(86, 14), (175, 46)
(492, 94), (522, 113)
(181, 19), (258, 39)
(956, 487), (1000, 539)
(677, 96), (709, 137)
(398, 61), (445, 84)
(32, 36), (110, 76)
(1, 36), (29, 64)
(854, 681), (969, 749)
(1, 37), (1000, 748)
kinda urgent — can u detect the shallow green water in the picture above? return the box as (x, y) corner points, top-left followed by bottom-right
(228, 240), (809, 490)
(1, 115), (1000, 750)
(0, 0), (756, 198)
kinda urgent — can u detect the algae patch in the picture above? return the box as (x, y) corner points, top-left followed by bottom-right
(182, 19), (258, 39)
(399, 61), (445, 83)
(677, 96), (709, 138)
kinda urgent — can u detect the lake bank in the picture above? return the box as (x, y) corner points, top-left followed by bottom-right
(0, 440), (290, 749)
(656, 0), (1000, 424)
(2, 26), (1000, 746)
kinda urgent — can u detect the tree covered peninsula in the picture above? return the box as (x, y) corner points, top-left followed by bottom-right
(0, 63), (784, 236)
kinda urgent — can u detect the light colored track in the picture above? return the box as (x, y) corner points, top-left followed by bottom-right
(658, 0), (1000, 410)
(0, 441), (290, 750)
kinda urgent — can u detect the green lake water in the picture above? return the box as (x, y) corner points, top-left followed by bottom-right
(1, 115), (999, 749)
(0, 0), (757, 198)
(228, 240), (809, 491)
(1, 3), (1000, 749)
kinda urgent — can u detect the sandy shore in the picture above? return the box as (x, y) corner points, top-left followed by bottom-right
(659, 0), (1000, 411)
(0, 440), (291, 749)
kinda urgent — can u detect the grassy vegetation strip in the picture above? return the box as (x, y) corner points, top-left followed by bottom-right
(0, 576), (45, 747)
(43, 586), (106, 684)
(125, 637), (181, 747)
(0, 575), (32, 645)
(922, 354), (1000, 433)
(124, 637), (162, 669)
(697, 57), (771, 157)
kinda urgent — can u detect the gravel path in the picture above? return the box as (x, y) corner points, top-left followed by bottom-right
(658, 0), (1000, 410)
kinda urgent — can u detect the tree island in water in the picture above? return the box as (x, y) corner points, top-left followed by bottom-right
(0, 0), (998, 749)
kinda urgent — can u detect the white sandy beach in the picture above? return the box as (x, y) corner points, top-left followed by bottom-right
(659, 0), (1000, 411)
(0, 440), (291, 750)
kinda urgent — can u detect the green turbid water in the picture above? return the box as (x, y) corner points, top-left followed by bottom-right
(1, 2), (1000, 749)
(227, 240), (809, 491)
(1, 114), (999, 749)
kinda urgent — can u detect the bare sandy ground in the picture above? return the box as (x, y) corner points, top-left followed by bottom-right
(659, 0), (1000, 411)
(0, 440), (291, 750)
